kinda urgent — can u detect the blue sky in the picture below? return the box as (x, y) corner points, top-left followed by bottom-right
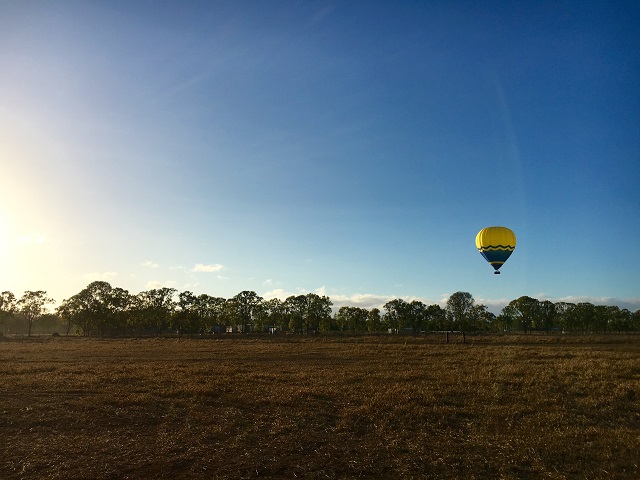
(1, 1), (638, 313)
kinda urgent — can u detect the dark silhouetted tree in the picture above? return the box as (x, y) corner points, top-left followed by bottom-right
(18, 290), (54, 336)
(446, 292), (475, 331)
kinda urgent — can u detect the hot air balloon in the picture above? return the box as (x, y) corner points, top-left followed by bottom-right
(475, 226), (516, 274)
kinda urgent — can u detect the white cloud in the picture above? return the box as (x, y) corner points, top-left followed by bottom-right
(145, 280), (177, 290)
(191, 263), (225, 273)
(83, 272), (118, 282)
(314, 285), (327, 296)
(549, 295), (615, 304)
(141, 260), (159, 268)
(262, 288), (296, 300)
(475, 298), (511, 314)
(329, 293), (432, 311)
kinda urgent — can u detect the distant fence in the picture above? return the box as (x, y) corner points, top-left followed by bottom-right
(435, 331), (466, 344)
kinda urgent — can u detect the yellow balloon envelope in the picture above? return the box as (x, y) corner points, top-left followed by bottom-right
(475, 226), (516, 274)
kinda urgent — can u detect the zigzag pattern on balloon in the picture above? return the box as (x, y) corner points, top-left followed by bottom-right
(477, 245), (515, 252)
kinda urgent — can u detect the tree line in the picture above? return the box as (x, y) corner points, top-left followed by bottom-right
(1, 282), (639, 336)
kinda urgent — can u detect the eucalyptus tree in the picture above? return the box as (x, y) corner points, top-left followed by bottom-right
(632, 309), (640, 331)
(0, 291), (17, 329)
(445, 292), (476, 331)
(56, 282), (132, 336)
(537, 300), (556, 332)
(407, 300), (427, 333)
(367, 308), (382, 333)
(350, 306), (369, 333)
(498, 304), (517, 332)
(383, 298), (411, 333)
(608, 306), (633, 333)
(305, 293), (332, 333)
(250, 300), (270, 332)
(103, 286), (132, 335)
(471, 304), (495, 331)
(506, 296), (540, 333)
(262, 298), (287, 332)
(423, 304), (447, 331)
(554, 302), (575, 333)
(593, 305), (610, 333)
(34, 313), (64, 334)
(335, 306), (368, 333)
(196, 294), (227, 332)
(574, 302), (596, 333)
(174, 293), (227, 334)
(334, 306), (349, 332)
(57, 294), (83, 335)
(79, 281), (113, 335)
(18, 290), (54, 336)
(229, 291), (263, 332)
(173, 291), (200, 333)
(135, 288), (177, 334)
(282, 293), (331, 334)
(283, 295), (307, 333)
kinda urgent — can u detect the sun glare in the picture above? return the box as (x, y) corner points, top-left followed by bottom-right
(0, 211), (12, 287)
(0, 211), (9, 254)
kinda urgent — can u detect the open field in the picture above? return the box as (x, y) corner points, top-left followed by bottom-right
(1, 334), (639, 479)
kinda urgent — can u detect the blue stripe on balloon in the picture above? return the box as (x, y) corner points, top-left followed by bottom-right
(479, 249), (513, 264)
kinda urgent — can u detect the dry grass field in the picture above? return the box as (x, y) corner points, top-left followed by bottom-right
(1, 334), (639, 479)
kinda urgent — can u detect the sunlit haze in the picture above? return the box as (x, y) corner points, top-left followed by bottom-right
(1, 1), (638, 313)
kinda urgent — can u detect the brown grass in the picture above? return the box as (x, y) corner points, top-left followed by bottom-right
(1, 334), (639, 479)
